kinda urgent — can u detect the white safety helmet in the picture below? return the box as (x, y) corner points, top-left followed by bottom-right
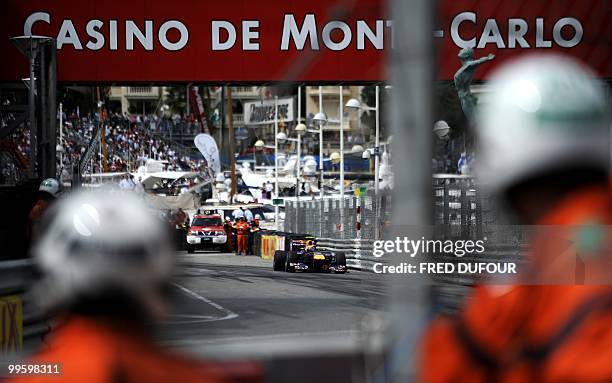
(475, 54), (610, 195)
(32, 189), (174, 313)
(39, 178), (60, 197)
(254, 214), (261, 220)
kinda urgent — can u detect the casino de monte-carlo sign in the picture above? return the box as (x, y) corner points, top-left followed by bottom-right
(1, 0), (609, 82)
(244, 98), (295, 126)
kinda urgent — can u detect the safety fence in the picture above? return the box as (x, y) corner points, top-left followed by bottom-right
(0, 259), (50, 355)
(280, 176), (528, 313)
(433, 175), (482, 238)
(283, 193), (392, 242)
(431, 175), (527, 313)
(281, 193), (391, 272)
(283, 176), (491, 242)
(432, 174), (527, 242)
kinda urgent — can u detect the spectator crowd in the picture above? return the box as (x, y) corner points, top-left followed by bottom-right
(6, 111), (207, 181)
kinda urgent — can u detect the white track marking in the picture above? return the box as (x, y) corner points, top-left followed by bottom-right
(161, 314), (219, 325)
(164, 329), (359, 346)
(171, 282), (239, 322)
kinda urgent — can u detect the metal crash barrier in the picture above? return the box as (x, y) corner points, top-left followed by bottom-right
(252, 231), (379, 272)
(316, 238), (378, 272)
(0, 259), (50, 354)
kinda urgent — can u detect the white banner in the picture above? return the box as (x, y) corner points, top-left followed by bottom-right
(194, 134), (221, 175)
(244, 97), (294, 126)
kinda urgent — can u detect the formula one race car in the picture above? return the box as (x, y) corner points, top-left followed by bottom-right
(273, 235), (347, 273)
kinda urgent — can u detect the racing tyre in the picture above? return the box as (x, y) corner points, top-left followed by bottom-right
(334, 252), (347, 273)
(187, 245), (195, 254)
(273, 251), (288, 271)
(286, 252), (299, 272)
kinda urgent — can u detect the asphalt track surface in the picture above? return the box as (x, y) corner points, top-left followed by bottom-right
(158, 251), (388, 357)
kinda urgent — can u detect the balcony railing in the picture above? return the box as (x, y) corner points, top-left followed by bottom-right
(233, 113), (244, 125)
(232, 86), (260, 98)
(307, 86), (353, 95)
(126, 87), (159, 97)
(108, 87), (120, 98)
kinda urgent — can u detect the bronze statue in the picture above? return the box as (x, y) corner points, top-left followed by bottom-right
(454, 48), (495, 122)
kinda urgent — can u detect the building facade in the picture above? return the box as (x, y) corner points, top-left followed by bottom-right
(304, 86), (364, 156)
(108, 86), (165, 114)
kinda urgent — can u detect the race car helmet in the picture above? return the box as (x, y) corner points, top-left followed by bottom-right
(475, 54), (610, 196)
(32, 189), (174, 314)
(39, 178), (60, 197)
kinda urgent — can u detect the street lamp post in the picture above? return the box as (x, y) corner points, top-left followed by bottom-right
(346, 85), (381, 239)
(374, 85), (380, 195)
(296, 85), (302, 233)
(346, 86), (381, 195)
(265, 125), (303, 233)
(277, 125), (304, 232)
(274, 96), (279, 231)
(339, 85), (345, 237)
(318, 86), (323, 200)
(373, 85), (381, 241)
(10, 35), (52, 178)
(312, 112), (327, 196)
(311, 111), (327, 238)
(294, 122), (306, 233)
(312, 99), (327, 238)
(57, 102), (63, 176)
(433, 120), (451, 139)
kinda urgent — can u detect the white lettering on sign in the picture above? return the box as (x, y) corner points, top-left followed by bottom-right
(21, 11), (584, 53)
(24, 12), (189, 51)
(281, 14), (319, 50)
(23, 12), (50, 35)
(322, 21), (352, 51)
(126, 20), (153, 51)
(242, 20), (260, 51)
(553, 17), (582, 48)
(535, 18), (552, 48)
(109, 20), (118, 50)
(212, 20), (261, 51)
(159, 20), (189, 51)
(57, 20), (82, 50)
(356, 20), (384, 50)
(508, 19), (529, 48)
(449, 12), (583, 49)
(451, 12), (476, 48)
(85, 20), (104, 50)
(212, 21), (236, 51)
(280, 14), (393, 51)
(477, 19), (504, 49)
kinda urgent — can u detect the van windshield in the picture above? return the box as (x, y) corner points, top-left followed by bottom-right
(191, 217), (222, 226)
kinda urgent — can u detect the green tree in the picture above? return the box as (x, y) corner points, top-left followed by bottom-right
(434, 81), (467, 140)
(360, 85), (389, 143)
(434, 81), (472, 154)
(165, 85), (187, 114)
